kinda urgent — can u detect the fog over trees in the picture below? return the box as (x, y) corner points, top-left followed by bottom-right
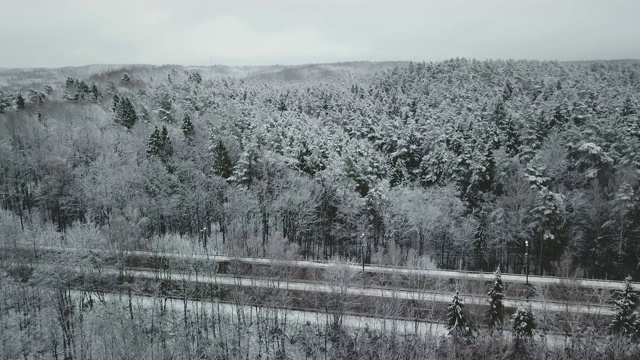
(2, 59), (640, 358)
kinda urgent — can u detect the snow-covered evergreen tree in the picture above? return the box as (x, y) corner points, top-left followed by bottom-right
(90, 83), (101, 102)
(609, 276), (639, 338)
(447, 290), (472, 340)
(0, 91), (11, 113)
(156, 87), (173, 122)
(181, 113), (195, 139)
(123, 98), (137, 129)
(487, 265), (505, 330)
(15, 93), (25, 110)
(159, 125), (173, 164)
(233, 146), (259, 187)
(147, 127), (161, 158)
(512, 306), (536, 341)
(114, 97), (137, 129)
(188, 71), (202, 84)
(211, 140), (234, 181)
(111, 94), (120, 113)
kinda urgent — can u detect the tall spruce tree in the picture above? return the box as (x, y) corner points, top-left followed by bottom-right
(65, 77), (75, 89)
(147, 127), (161, 158)
(0, 91), (11, 113)
(181, 113), (195, 139)
(90, 83), (101, 102)
(212, 140), (233, 181)
(16, 93), (25, 110)
(609, 276), (639, 338)
(447, 290), (472, 340)
(159, 125), (173, 164)
(114, 97), (137, 129)
(512, 306), (536, 341)
(487, 265), (505, 331)
(123, 98), (137, 129)
(111, 95), (120, 113)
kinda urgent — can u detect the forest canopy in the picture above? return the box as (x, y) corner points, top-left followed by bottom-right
(1, 59), (639, 279)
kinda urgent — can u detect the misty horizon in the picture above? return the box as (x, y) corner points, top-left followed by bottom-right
(2, 0), (640, 68)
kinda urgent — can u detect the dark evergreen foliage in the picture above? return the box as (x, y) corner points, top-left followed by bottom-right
(512, 306), (536, 341)
(447, 290), (473, 341)
(212, 140), (234, 181)
(0, 91), (11, 113)
(609, 276), (640, 338)
(114, 96), (137, 129)
(181, 113), (194, 139)
(487, 266), (505, 330)
(146, 125), (173, 166)
(187, 71), (202, 84)
(147, 126), (162, 158)
(3, 59), (640, 278)
(15, 93), (25, 110)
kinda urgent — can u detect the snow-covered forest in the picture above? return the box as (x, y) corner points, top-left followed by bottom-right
(2, 59), (640, 359)
(1, 59), (640, 279)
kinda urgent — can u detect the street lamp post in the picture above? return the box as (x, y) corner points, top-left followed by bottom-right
(360, 233), (366, 287)
(525, 240), (529, 286)
(360, 233), (365, 273)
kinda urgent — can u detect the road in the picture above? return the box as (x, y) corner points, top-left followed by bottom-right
(67, 289), (567, 348)
(15, 244), (639, 291)
(29, 262), (613, 316)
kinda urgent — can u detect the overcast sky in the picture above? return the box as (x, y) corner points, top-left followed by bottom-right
(2, 0), (639, 68)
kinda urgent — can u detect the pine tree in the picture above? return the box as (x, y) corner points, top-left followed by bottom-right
(181, 113), (195, 139)
(111, 95), (120, 113)
(90, 83), (101, 102)
(123, 98), (137, 129)
(188, 71), (202, 84)
(114, 97), (137, 129)
(16, 93), (25, 110)
(512, 306), (536, 341)
(114, 98), (126, 127)
(528, 185), (566, 272)
(147, 127), (161, 158)
(212, 140), (233, 181)
(487, 265), (505, 331)
(504, 118), (521, 157)
(447, 290), (472, 340)
(233, 148), (258, 186)
(609, 276), (639, 338)
(65, 77), (75, 89)
(77, 81), (90, 100)
(159, 125), (173, 164)
(0, 91), (11, 113)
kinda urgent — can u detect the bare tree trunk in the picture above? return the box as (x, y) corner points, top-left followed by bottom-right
(55, 289), (75, 360)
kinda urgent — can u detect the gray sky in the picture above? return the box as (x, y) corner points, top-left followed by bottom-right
(2, 0), (639, 68)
